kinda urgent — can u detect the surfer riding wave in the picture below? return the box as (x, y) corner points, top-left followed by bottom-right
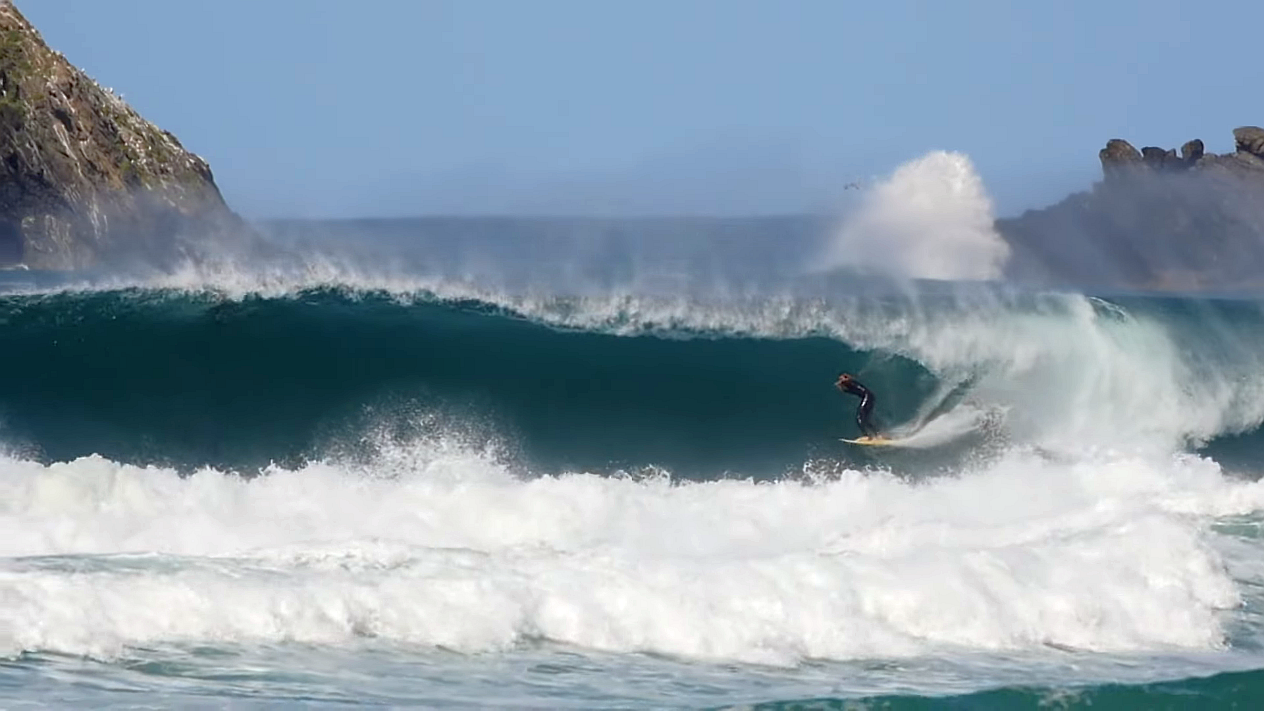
(836, 373), (880, 440)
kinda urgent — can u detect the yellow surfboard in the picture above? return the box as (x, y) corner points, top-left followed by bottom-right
(840, 436), (900, 447)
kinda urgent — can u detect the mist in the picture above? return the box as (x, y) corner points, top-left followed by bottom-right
(1000, 160), (1264, 292)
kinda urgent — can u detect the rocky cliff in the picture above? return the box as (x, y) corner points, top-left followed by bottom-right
(998, 126), (1264, 290)
(0, 0), (244, 270)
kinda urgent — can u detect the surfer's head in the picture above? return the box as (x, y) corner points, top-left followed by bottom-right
(837, 373), (852, 384)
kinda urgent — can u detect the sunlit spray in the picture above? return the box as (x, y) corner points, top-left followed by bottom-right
(818, 150), (1010, 281)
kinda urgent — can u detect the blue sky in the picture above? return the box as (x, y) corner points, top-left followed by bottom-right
(23, 0), (1258, 219)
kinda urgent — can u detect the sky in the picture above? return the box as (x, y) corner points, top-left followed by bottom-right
(22, 0), (1261, 220)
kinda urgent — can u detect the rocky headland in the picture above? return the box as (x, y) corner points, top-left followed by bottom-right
(998, 126), (1264, 290)
(0, 0), (245, 271)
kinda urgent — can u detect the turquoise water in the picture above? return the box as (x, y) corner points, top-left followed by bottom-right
(6, 638), (1264, 708)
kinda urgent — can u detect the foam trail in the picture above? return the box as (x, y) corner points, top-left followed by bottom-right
(2, 442), (1261, 663)
(820, 150), (1010, 280)
(885, 405), (991, 448)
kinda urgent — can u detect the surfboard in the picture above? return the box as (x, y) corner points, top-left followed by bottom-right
(840, 436), (901, 447)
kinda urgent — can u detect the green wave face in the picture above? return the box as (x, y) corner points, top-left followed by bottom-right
(0, 288), (936, 476)
(6, 285), (1264, 478)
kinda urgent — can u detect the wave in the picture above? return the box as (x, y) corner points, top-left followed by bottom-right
(4, 281), (1264, 474)
(2, 441), (1260, 663)
(0, 286), (934, 474)
(6, 150), (1264, 686)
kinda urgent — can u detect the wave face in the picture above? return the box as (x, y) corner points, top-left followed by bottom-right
(0, 287), (938, 475)
(4, 283), (1264, 474)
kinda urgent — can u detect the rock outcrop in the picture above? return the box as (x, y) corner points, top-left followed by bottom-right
(1235, 126), (1264, 157)
(0, 0), (245, 270)
(999, 126), (1264, 290)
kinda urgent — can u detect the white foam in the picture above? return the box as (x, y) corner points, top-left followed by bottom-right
(819, 151), (1010, 281)
(884, 404), (991, 448)
(2, 444), (1260, 663)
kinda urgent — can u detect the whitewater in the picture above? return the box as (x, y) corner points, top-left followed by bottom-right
(6, 152), (1264, 708)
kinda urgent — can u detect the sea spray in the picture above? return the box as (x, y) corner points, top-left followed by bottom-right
(820, 151), (1010, 280)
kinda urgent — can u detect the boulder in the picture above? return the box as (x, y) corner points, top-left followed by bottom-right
(1099, 139), (1142, 178)
(1141, 146), (1169, 168)
(1181, 139), (1204, 163)
(1234, 126), (1264, 158)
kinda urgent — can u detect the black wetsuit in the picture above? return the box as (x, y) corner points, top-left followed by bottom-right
(839, 379), (878, 438)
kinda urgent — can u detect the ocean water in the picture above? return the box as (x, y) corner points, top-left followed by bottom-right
(6, 153), (1264, 708)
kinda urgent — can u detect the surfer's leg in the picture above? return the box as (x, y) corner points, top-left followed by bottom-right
(858, 399), (878, 438)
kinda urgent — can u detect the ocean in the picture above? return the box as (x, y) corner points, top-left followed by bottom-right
(6, 155), (1264, 708)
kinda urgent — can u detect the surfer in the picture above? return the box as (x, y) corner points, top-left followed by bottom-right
(836, 373), (880, 439)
